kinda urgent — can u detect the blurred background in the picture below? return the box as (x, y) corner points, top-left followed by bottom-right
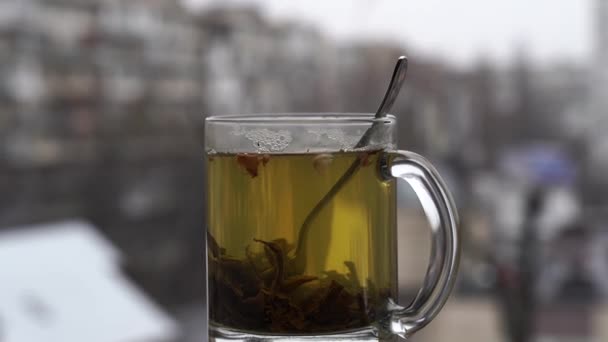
(0, 0), (607, 341)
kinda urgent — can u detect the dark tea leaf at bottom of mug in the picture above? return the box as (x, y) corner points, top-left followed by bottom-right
(208, 234), (389, 334)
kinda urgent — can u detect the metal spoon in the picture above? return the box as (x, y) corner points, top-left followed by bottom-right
(357, 55), (409, 147)
(293, 56), (409, 269)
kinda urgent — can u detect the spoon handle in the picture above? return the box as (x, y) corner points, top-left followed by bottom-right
(355, 56), (408, 148)
(375, 56), (408, 119)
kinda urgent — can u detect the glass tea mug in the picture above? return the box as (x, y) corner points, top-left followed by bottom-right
(205, 114), (459, 341)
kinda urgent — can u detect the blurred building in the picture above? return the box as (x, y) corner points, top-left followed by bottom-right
(197, 6), (339, 115)
(586, 0), (608, 202)
(0, 0), (206, 309)
(595, 0), (608, 87)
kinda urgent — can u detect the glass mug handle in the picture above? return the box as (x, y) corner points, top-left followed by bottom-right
(380, 150), (460, 339)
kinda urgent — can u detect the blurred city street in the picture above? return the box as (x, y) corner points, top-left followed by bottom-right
(0, 0), (607, 341)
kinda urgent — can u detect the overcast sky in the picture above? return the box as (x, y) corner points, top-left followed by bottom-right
(184, 0), (594, 67)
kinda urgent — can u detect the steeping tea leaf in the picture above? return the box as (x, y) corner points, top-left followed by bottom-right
(236, 153), (271, 177)
(208, 232), (391, 334)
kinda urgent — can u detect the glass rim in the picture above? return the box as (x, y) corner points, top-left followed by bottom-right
(205, 113), (396, 124)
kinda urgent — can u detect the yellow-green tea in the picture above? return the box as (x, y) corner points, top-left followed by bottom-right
(207, 151), (397, 334)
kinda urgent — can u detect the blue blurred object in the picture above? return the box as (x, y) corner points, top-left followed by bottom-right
(500, 144), (578, 186)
